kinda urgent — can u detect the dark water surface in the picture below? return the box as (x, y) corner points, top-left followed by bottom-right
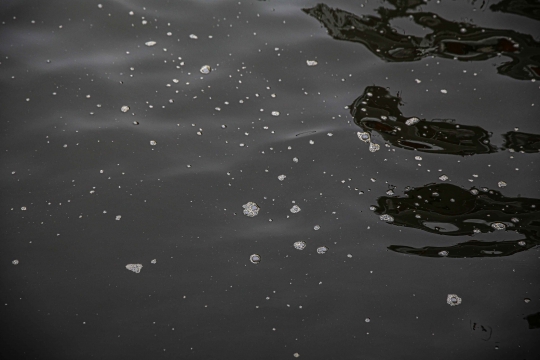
(1, 0), (539, 359)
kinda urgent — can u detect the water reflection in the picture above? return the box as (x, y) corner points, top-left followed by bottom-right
(303, 3), (540, 80)
(374, 183), (540, 258)
(350, 86), (540, 155)
(350, 86), (498, 155)
(389, 239), (535, 258)
(490, 0), (540, 21)
(502, 131), (540, 153)
(524, 312), (540, 330)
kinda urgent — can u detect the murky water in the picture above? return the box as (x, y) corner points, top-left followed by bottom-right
(1, 0), (539, 359)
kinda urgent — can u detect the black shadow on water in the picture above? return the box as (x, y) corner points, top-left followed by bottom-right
(524, 312), (540, 329)
(373, 183), (540, 258)
(349, 85), (540, 155)
(490, 0), (540, 21)
(303, 3), (540, 80)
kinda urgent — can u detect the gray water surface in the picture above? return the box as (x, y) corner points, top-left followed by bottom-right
(1, 0), (539, 359)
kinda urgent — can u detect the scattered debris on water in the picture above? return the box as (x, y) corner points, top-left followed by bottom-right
(491, 222), (506, 230)
(200, 65), (211, 74)
(357, 132), (370, 142)
(380, 214), (394, 223)
(243, 202), (260, 217)
(290, 205), (301, 214)
(317, 246), (328, 254)
(405, 117), (420, 126)
(250, 254), (261, 264)
(126, 264), (143, 273)
(447, 294), (462, 306)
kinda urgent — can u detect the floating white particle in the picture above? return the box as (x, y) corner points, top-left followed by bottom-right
(439, 175), (449, 181)
(379, 214), (394, 223)
(447, 294), (462, 306)
(115, 215), (122, 221)
(200, 65), (211, 74)
(316, 246), (328, 254)
(290, 205), (301, 214)
(369, 142), (380, 152)
(491, 222), (506, 230)
(405, 117), (420, 126)
(12, 259), (19, 265)
(415, 79), (421, 83)
(498, 181), (507, 188)
(438, 250), (449, 257)
(189, 34), (198, 39)
(243, 202), (260, 217)
(21, 206), (27, 211)
(151, 259), (157, 264)
(314, 225), (320, 230)
(145, 41), (157, 47)
(293, 241), (306, 250)
(126, 264), (143, 273)
(278, 175), (286, 181)
(250, 254), (261, 264)
(357, 132), (370, 142)
(271, 111), (280, 116)
(293, 353), (300, 358)
(121, 105), (130, 113)
(306, 60), (318, 66)
(150, 140), (157, 146)
(441, 89), (448, 94)
(292, 157), (298, 163)
(309, 140), (314, 145)
(415, 156), (422, 160)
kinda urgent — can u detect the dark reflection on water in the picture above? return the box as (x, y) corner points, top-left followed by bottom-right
(502, 131), (540, 153)
(350, 86), (497, 155)
(389, 239), (536, 258)
(374, 183), (540, 258)
(524, 312), (540, 329)
(303, 3), (540, 80)
(350, 86), (540, 155)
(491, 0), (540, 21)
